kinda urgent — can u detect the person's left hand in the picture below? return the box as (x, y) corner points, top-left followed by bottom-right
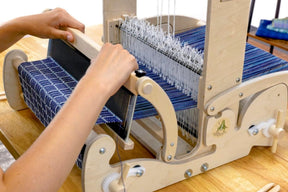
(18, 8), (85, 42)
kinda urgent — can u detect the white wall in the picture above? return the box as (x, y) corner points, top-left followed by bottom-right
(252, 0), (288, 27)
(0, 1), (287, 28)
(0, 0), (207, 26)
(0, 0), (103, 25)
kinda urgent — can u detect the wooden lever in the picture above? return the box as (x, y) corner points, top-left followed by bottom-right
(67, 28), (138, 95)
(269, 110), (285, 153)
(68, 28), (178, 161)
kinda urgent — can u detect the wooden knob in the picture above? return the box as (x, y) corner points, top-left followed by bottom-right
(142, 83), (153, 95)
(270, 110), (285, 153)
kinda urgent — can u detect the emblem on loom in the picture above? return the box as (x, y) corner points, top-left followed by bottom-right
(214, 119), (229, 136)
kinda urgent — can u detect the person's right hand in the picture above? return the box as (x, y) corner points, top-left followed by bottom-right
(84, 43), (138, 97)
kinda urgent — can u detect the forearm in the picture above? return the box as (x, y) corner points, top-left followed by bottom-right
(3, 76), (110, 192)
(0, 9), (85, 53)
(0, 18), (26, 52)
(0, 42), (137, 192)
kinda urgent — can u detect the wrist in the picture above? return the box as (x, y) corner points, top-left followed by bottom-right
(12, 16), (32, 36)
(78, 74), (113, 102)
(0, 17), (27, 52)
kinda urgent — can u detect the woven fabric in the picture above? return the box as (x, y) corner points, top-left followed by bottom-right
(176, 25), (288, 80)
(18, 57), (122, 127)
(18, 57), (197, 125)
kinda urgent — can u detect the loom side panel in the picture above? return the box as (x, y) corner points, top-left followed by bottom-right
(199, 0), (250, 106)
(192, 0), (251, 156)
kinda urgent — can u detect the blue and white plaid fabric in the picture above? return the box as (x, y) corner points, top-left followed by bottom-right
(18, 57), (122, 127)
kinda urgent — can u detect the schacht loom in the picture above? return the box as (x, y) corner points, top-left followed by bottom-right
(3, 0), (288, 191)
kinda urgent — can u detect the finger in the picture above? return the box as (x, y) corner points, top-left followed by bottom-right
(66, 31), (74, 42)
(129, 54), (138, 71)
(117, 47), (138, 71)
(51, 29), (74, 42)
(49, 8), (85, 33)
(61, 15), (85, 33)
(101, 43), (123, 67)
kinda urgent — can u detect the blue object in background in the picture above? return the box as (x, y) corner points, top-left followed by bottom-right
(256, 19), (288, 40)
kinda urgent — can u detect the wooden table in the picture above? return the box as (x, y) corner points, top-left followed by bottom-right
(247, 0), (286, 54)
(1, 26), (288, 192)
(248, 30), (288, 52)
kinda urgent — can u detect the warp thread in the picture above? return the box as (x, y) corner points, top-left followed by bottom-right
(120, 17), (203, 100)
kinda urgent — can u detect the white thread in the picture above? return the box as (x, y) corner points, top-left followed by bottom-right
(115, 136), (126, 191)
(160, 0), (163, 30)
(157, 0), (160, 28)
(120, 17), (203, 100)
(120, 17), (203, 138)
(168, 0), (170, 35)
(102, 167), (146, 192)
(173, 0), (176, 36)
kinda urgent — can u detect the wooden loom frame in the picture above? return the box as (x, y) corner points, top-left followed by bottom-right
(2, 0), (288, 191)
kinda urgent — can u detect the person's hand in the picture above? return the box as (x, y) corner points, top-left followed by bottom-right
(17, 8), (85, 42)
(84, 43), (138, 97)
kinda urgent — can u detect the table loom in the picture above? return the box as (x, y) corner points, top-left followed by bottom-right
(3, 0), (288, 191)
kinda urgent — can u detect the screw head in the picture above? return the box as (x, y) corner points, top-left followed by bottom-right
(167, 155), (172, 161)
(99, 148), (106, 154)
(252, 129), (259, 135)
(207, 85), (212, 90)
(239, 92), (244, 97)
(201, 163), (209, 172)
(210, 107), (215, 112)
(136, 169), (144, 177)
(236, 77), (241, 83)
(170, 142), (175, 147)
(185, 169), (193, 178)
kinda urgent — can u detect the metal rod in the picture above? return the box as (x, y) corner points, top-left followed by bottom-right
(247, 0), (256, 34)
(270, 0), (282, 53)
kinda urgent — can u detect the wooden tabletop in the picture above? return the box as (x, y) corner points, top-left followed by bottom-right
(248, 30), (288, 52)
(1, 26), (288, 192)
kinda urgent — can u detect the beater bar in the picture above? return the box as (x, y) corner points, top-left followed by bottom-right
(120, 17), (203, 100)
